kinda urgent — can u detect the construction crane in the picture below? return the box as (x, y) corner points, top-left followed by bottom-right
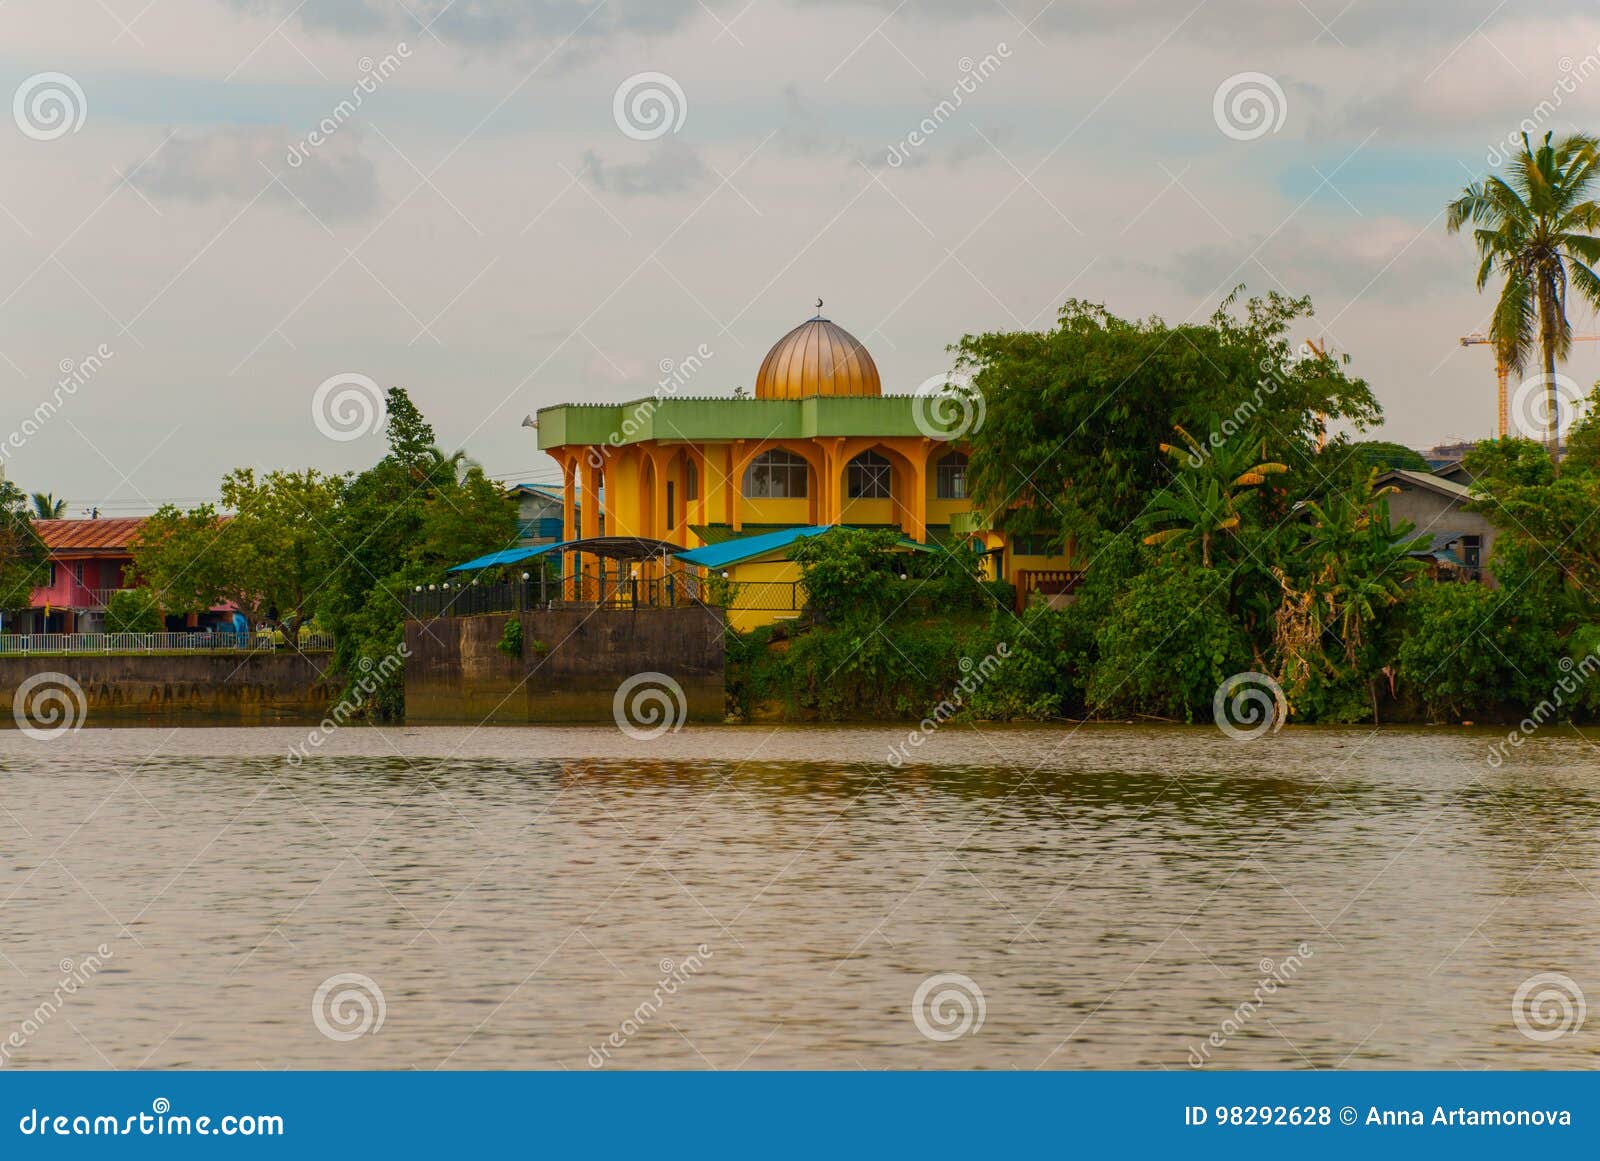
(1460, 331), (1600, 436)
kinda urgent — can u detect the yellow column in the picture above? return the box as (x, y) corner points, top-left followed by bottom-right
(910, 440), (929, 543)
(579, 453), (601, 598)
(731, 439), (746, 532)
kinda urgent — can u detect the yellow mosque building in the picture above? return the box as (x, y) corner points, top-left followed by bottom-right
(533, 311), (1078, 627)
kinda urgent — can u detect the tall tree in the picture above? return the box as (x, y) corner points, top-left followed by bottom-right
(955, 290), (1379, 553)
(1448, 131), (1600, 468)
(0, 481), (48, 613)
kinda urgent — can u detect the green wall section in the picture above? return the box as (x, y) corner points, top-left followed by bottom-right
(537, 395), (943, 449)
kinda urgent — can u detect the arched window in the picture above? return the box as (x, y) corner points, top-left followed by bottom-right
(847, 450), (892, 499)
(684, 459), (699, 501)
(935, 452), (968, 500)
(743, 449), (809, 498)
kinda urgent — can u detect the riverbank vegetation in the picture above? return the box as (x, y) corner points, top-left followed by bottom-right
(730, 288), (1600, 727)
(128, 389), (515, 718)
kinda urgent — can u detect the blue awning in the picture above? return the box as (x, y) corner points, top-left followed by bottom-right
(446, 543), (565, 572)
(673, 525), (939, 571)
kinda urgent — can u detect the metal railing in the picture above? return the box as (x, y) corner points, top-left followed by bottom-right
(0, 631), (334, 654)
(1016, 568), (1085, 612)
(404, 569), (807, 618)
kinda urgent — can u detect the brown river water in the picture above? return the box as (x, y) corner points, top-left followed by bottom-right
(1, 724), (1597, 1070)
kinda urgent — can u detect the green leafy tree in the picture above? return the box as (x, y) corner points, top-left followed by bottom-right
(791, 528), (905, 625)
(131, 470), (341, 636)
(1448, 131), (1600, 467)
(104, 587), (164, 633)
(0, 481), (48, 614)
(316, 388), (517, 718)
(955, 290), (1379, 552)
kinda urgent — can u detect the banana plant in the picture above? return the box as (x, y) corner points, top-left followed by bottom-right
(1140, 425), (1288, 568)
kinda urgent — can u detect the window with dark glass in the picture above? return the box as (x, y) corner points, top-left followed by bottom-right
(743, 449), (809, 499)
(666, 482), (676, 530)
(684, 460), (698, 501)
(935, 452), (968, 500)
(847, 451), (892, 499)
(1459, 534), (1481, 568)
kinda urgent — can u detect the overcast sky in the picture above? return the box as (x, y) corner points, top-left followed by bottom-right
(4, 0), (1599, 514)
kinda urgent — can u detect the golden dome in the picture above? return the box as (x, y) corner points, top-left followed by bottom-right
(754, 316), (881, 400)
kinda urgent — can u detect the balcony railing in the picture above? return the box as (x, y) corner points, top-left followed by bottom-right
(0, 632), (334, 655)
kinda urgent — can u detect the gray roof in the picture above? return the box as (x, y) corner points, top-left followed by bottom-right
(1374, 468), (1474, 502)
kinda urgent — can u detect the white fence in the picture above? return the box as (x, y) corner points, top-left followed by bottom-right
(0, 632), (334, 655)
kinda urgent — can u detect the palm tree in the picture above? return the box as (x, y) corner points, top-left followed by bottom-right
(29, 492), (66, 519)
(1140, 425), (1287, 568)
(1448, 131), (1600, 469)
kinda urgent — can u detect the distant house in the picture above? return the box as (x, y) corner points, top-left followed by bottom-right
(507, 483), (577, 546)
(15, 517), (239, 634)
(21, 517), (145, 632)
(1374, 469), (1497, 585)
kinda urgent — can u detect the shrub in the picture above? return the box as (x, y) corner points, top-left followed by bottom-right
(1086, 563), (1251, 721)
(497, 618), (523, 659)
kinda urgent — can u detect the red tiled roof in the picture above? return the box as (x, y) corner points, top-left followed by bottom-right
(34, 517), (148, 553)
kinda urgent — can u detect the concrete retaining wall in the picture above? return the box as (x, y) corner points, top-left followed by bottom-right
(1, 652), (339, 728)
(404, 607), (725, 724)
